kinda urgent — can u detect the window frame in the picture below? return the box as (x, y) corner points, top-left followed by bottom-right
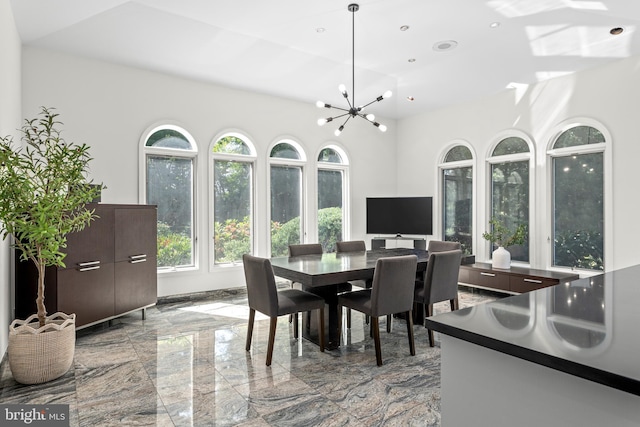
(139, 123), (199, 273)
(545, 118), (612, 273)
(486, 131), (534, 265)
(316, 144), (351, 252)
(209, 131), (257, 270)
(437, 140), (476, 256)
(267, 138), (308, 257)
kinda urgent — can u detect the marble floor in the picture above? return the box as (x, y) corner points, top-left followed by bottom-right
(0, 285), (500, 426)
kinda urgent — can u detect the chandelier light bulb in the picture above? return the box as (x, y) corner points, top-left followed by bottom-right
(379, 124), (387, 132)
(316, 101), (325, 108)
(338, 84), (347, 94)
(334, 125), (344, 136)
(366, 113), (375, 121)
(383, 90), (393, 99)
(318, 118), (327, 126)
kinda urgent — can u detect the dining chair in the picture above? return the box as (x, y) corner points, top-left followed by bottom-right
(242, 254), (325, 366)
(335, 240), (379, 328)
(338, 254), (418, 366)
(414, 249), (463, 347)
(427, 240), (462, 253)
(289, 243), (353, 328)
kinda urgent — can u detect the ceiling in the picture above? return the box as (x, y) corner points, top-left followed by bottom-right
(10, 0), (640, 120)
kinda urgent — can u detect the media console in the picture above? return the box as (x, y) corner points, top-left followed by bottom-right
(371, 236), (426, 250)
(459, 262), (579, 294)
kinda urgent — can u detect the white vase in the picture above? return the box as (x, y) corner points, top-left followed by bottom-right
(492, 246), (511, 269)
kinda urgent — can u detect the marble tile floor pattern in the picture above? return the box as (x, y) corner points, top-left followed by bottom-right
(0, 285), (499, 426)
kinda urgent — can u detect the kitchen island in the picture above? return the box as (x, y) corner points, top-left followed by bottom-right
(426, 264), (640, 426)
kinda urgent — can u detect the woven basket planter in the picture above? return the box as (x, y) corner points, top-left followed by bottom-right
(8, 312), (76, 385)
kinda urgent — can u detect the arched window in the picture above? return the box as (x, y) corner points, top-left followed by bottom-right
(142, 125), (197, 270)
(487, 136), (531, 262)
(440, 144), (473, 254)
(549, 125), (605, 271)
(317, 146), (349, 252)
(269, 140), (306, 257)
(211, 133), (256, 265)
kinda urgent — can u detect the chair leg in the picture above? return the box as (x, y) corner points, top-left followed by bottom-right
(266, 317), (278, 366)
(372, 317), (383, 366)
(346, 308), (351, 329)
(386, 314), (392, 333)
(451, 297), (459, 311)
(318, 307), (325, 352)
(246, 308), (256, 351)
(337, 304), (343, 345)
(427, 304), (436, 347)
(423, 303), (428, 327)
(406, 310), (416, 356)
(293, 312), (299, 339)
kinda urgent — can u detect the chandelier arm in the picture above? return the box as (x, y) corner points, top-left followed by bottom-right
(327, 105), (351, 113)
(328, 112), (351, 121)
(358, 97), (383, 110)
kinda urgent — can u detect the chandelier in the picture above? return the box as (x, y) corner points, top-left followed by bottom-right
(316, 3), (392, 136)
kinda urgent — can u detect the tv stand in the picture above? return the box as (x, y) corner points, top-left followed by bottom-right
(371, 236), (426, 250)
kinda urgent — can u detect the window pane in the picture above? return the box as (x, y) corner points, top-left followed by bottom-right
(554, 126), (604, 149)
(553, 153), (604, 270)
(318, 169), (343, 252)
(146, 155), (194, 268)
(213, 159), (252, 264)
(444, 146), (472, 162)
(270, 165), (302, 256)
(146, 129), (192, 150)
(491, 160), (529, 261)
(318, 148), (342, 163)
(492, 137), (529, 156)
(270, 142), (300, 159)
(212, 136), (251, 155)
(443, 166), (473, 254)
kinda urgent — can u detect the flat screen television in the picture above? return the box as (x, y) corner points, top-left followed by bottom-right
(366, 196), (433, 236)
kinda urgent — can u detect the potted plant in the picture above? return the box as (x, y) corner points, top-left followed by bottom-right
(0, 107), (103, 384)
(482, 216), (526, 269)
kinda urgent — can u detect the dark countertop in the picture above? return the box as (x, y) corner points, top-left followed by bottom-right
(426, 264), (640, 396)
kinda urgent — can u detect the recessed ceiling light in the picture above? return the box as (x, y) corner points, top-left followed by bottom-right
(408, 58), (416, 63)
(316, 27), (326, 33)
(407, 96), (415, 101)
(433, 40), (458, 52)
(489, 22), (500, 28)
(610, 27), (624, 35)
(400, 25), (410, 31)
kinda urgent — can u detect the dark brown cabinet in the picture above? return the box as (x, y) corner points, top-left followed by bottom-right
(14, 204), (157, 328)
(459, 263), (579, 294)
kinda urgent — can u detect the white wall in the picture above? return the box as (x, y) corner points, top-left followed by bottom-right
(21, 47), (398, 297)
(0, 0), (22, 355)
(397, 55), (640, 272)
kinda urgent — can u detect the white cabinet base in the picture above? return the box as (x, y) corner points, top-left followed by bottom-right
(441, 336), (640, 426)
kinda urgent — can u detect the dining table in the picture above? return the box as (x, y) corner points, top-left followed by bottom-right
(270, 247), (430, 349)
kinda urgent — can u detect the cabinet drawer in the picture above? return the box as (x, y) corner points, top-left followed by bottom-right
(57, 263), (115, 327)
(467, 270), (510, 291)
(510, 276), (556, 293)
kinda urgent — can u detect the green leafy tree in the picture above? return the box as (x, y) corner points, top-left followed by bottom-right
(0, 107), (103, 326)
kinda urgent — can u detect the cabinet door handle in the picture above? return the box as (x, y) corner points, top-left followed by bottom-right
(78, 261), (100, 267)
(79, 266), (100, 272)
(524, 278), (543, 284)
(480, 272), (496, 277)
(130, 254), (147, 264)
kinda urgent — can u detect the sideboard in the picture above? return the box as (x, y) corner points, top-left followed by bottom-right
(459, 262), (579, 294)
(14, 203), (157, 328)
